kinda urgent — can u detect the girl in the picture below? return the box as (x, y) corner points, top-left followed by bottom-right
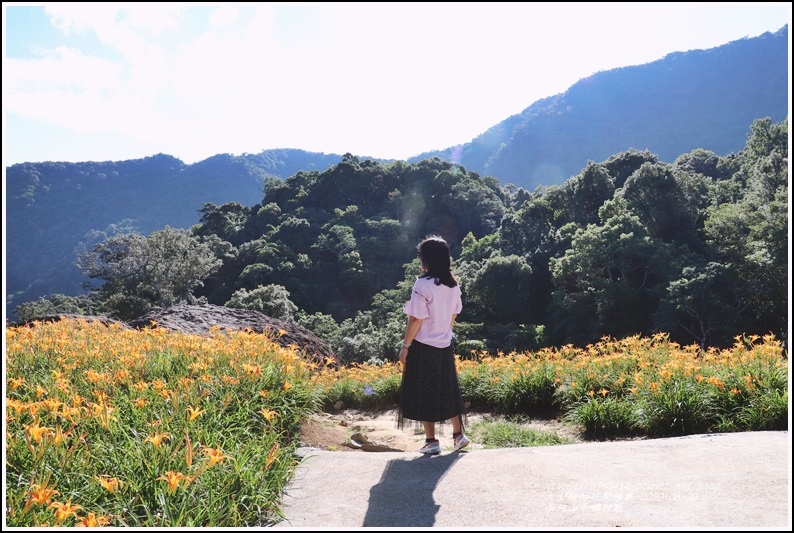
(397, 235), (470, 454)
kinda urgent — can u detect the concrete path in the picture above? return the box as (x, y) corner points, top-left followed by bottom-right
(273, 431), (791, 529)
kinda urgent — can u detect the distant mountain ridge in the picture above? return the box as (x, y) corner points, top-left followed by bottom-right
(4, 25), (789, 317)
(410, 25), (789, 190)
(5, 150), (345, 315)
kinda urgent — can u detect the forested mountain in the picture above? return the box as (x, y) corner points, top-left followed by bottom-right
(4, 26), (789, 326)
(5, 150), (344, 314)
(411, 25), (789, 190)
(10, 116), (788, 364)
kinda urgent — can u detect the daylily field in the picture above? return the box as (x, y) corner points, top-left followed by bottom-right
(5, 318), (788, 526)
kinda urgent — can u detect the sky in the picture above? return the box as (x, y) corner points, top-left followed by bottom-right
(2, 2), (792, 166)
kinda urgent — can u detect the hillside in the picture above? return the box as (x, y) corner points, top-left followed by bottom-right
(4, 26), (789, 319)
(410, 25), (789, 190)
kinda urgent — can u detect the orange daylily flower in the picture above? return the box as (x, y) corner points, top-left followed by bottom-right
(24, 483), (60, 511)
(185, 432), (194, 467)
(260, 408), (278, 422)
(202, 447), (231, 467)
(156, 471), (187, 493)
(707, 376), (725, 390)
(26, 422), (53, 443)
(76, 512), (111, 527)
(243, 363), (262, 376)
(187, 406), (205, 421)
(6, 398), (25, 415)
(42, 398), (62, 413)
(96, 475), (123, 493)
(91, 400), (114, 416)
(49, 500), (83, 524)
(145, 432), (171, 449)
(265, 441), (280, 469)
(27, 402), (41, 416)
(52, 426), (69, 447)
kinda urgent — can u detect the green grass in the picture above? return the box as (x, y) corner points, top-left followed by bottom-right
(468, 417), (576, 448)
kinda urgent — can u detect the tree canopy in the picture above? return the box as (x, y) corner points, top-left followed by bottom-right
(22, 117), (788, 364)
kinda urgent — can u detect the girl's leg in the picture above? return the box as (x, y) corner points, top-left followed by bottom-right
(450, 414), (470, 450)
(450, 415), (462, 434)
(422, 420), (436, 440)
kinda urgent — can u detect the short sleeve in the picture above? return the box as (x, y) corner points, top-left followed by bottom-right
(453, 288), (462, 315)
(403, 282), (430, 319)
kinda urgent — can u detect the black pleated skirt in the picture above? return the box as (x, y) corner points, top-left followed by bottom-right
(396, 340), (467, 432)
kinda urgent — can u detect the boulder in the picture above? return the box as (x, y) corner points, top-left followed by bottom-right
(12, 304), (340, 369)
(127, 304), (340, 368)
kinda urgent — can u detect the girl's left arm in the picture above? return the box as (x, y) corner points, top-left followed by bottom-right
(399, 316), (423, 365)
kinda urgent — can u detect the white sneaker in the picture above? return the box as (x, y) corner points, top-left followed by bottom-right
(453, 433), (470, 452)
(419, 439), (441, 454)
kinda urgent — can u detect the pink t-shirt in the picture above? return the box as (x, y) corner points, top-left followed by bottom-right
(403, 276), (463, 348)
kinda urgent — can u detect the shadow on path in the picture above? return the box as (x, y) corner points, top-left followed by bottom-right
(363, 452), (463, 527)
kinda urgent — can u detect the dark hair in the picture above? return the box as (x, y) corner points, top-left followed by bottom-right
(417, 235), (458, 288)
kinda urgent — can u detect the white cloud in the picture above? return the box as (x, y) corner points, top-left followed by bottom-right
(4, 2), (791, 164)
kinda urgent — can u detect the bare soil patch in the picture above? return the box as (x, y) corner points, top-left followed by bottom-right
(298, 408), (589, 453)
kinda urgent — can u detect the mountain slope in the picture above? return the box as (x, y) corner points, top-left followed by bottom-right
(4, 152), (344, 315)
(4, 26), (789, 317)
(410, 25), (789, 190)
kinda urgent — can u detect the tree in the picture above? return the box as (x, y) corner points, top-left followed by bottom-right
(567, 161), (615, 226)
(77, 226), (222, 319)
(226, 284), (298, 322)
(618, 162), (692, 242)
(467, 255), (535, 325)
(12, 294), (100, 322)
(673, 148), (729, 180)
(442, 177), (505, 236)
(549, 205), (669, 345)
(196, 202), (252, 245)
(654, 262), (748, 349)
(703, 173), (788, 340)
(742, 117), (788, 176)
(601, 149), (658, 189)
(333, 258), (421, 364)
(698, 117), (788, 342)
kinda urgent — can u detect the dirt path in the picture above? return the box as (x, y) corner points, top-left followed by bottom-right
(298, 408), (587, 453)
